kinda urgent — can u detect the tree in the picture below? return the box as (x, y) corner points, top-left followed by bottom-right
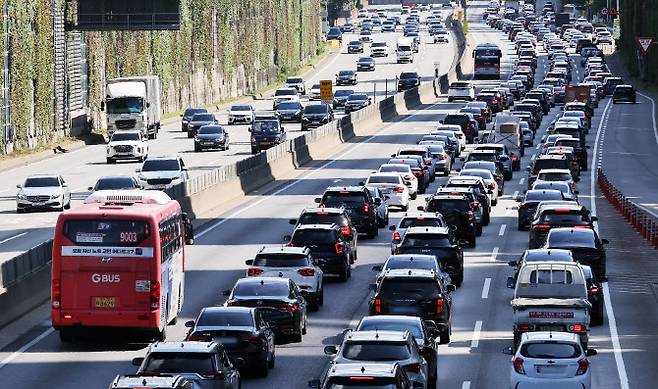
(326, 0), (353, 26)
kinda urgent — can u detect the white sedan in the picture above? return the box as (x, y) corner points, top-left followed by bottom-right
(378, 163), (419, 199)
(365, 173), (410, 211)
(459, 168), (499, 206)
(508, 331), (596, 389)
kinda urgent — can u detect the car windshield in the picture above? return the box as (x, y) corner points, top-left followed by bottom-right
(253, 254), (309, 267)
(402, 234), (451, 247)
(275, 89), (296, 96)
(342, 342), (411, 361)
(252, 121), (280, 133)
(111, 132), (141, 141)
(298, 213), (348, 227)
(287, 77), (303, 83)
(198, 126), (224, 135)
(358, 319), (423, 340)
(426, 199), (469, 213)
(340, 71), (355, 76)
(291, 229), (336, 245)
(399, 217), (443, 229)
(358, 58), (373, 63)
(24, 177), (59, 187)
(379, 279), (440, 299)
(106, 97), (143, 114)
(94, 177), (136, 190)
(143, 352), (214, 374)
(192, 113), (214, 122)
(547, 231), (596, 247)
(367, 175), (400, 184)
(141, 159), (180, 172)
(348, 94), (368, 102)
(304, 105), (327, 114)
(184, 108), (207, 117)
(372, 42), (386, 47)
(349, 41), (361, 45)
(400, 72), (418, 79)
(278, 102), (301, 110)
(233, 281), (289, 297)
(231, 105), (251, 112)
(197, 311), (254, 327)
(521, 342), (580, 359)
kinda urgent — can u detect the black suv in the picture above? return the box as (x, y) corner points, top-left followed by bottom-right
(187, 112), (218, 138)
(612, 84), (636, 104)
(181, 107), (208, 133)
(347, 40), (364, 53)
(289, 207), (358, 263)
(529, 203), (596, 249)
(526, 154), (569, 188)
(444, 178), (492, 225)
(555, 137), (589, 171)
(397, 71), (420, 92)
(369, 269), (454, 343)
(544, 227), (609, 279)
(184, 307), (275, 377)
(286, 224), (353, 281)
(275, 101), (303, 123)
(394, 226), (465, 286)
(516, 189), (573, 230)
(301, 103), (333, 131)
(442, 113), (477, 143)
(249, 118), (287, 154)
(420, 194), (477, 247)
(316, 186), (380, 238)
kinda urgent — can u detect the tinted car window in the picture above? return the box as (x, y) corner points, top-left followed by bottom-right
(24, 177), (60, 187)
(380, 279), (440, 299)
(399, 218), (443, 228)
(184, 108), (207, 117)
(298, 213), (348, 226)
(547, 231), (596, 246)
(400, 72), (419, 79)
(143, 352), (214, 374)
(253, 254), (309, 267)
(197, 311), (254, 327)
(322, 192), (367, 205)
(539, 211), (589, 224)
(111, 132), (141, 141)
(525, 191), (564, 201)
(94, 177), (137, 190)
(357, 319), (423, 340)
(533, 159), (568, 172)
(521, 343), (580, 359)
(231, 105), (252, 111)
(142, 159), (180, 171)
(342, 342), (411, 361)
(304, 105), (328, 114)
(385, 257), (436, 272)
(234, 282), (289, 297)
(426, 199), (470, 213)
(368, 175), (401, 184)
(334, 90), (353, 97)
(252, 121), (280, 133)
(538, 172), (571, 181)
(198, 126), (224, 135)
(402, 234), (451, 247)
(278, 102), (301, 110)
(191, 113), (215, 122)
(291, 229), (336, 245)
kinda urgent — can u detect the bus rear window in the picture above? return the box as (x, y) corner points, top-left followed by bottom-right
(63, 220), (150, 246)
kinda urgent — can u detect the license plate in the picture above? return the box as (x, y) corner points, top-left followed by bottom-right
(95, 297), (115, 308)
(537, 365), (563, 373)
(216, 336), (239, 345)
(539, 325), (563, 332)
(389, 306), (419, 315)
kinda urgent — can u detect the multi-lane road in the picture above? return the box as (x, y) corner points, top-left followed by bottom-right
(0, 1), (657, 388)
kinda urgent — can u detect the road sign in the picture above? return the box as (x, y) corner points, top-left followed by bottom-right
(320, 80), (333, 101)
(610, 7), (618, 17)
(636, 37), (656, 53)
(601, 7), (608, 16)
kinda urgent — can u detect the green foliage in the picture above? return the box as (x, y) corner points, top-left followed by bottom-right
(619, 0), (658, 82)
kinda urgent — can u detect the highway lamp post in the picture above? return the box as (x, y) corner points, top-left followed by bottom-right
(373, 79), (376, 103)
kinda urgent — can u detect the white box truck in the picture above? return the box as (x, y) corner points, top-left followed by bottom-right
(103, 76), (162, 139)
(396, 37), (414, 64)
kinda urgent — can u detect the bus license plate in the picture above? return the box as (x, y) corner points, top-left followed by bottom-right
(95, 297), (115, 308)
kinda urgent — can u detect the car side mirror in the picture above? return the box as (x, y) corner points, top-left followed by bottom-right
(184, 320), (195, 328)
(16, 184), (21, 188)
(289, 218), (297, 225)
(314, 197), (322, 203)
(590, 216), (598, 222)
(281, 127), (285, 132)
(323, 345), (338, 355)
(135, 168), (141, 173)
(507, 277), (515, 289)
(574, 190), (580, 195)
(308, 379), (321, 389)
(222, 290), (232, 297)
(488, 189), (494, 194)
(372, 265), (383, 272)
(131, 357), (144, 366)
(458, 239), (469, 246)
(586, 349), (598, 357)
(508, 260), (518, 267)
(245, 259), (254, 266)
(447, 284), (456, 292)
(247, 127), (252, 132)
(515, 196), (522, 202)
(283, 235), (292, 241)
(502, 347), (514, 355)
(389, 225), (396, 231)
(87, 186), (93, 191)
(601, 238), (610, 245)
(526, 166), (531, 171)
(574, 176), (581, 182)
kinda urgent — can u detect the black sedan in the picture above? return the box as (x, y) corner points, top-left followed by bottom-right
(336, 70), (357, 85)
(581, 265), (605, 325)
(181, 107), (208, 132)
(347, 40), (364, 53)
(223, 277), (308, 344)
(356, 57), (375, 72)
(194, 124), (229, 152)
(301, 103), (333, 131)
(332, 89), (354, 109)
(187, 112), (218, 138)
(516, 189), (573, 230)
(397, 71), (420, 91)
(543, 227), (609, 279)
(88, 175), (139, 192)
(275, 101), (303, 123)
(185, 307), (275, 377)
(344, 93), (371, 113)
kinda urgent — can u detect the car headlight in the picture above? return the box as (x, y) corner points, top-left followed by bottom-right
(17, 192), (26, 200)
(138, 174), (147, 181)
(51, 192), (62, 199)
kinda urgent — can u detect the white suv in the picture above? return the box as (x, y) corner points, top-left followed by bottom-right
(136, 156), (189, 190)
(448, 81), (475, 102)
(245, 247), (324, 310)
(106, 131), (148, 164)
(273, 87), (300, 109)
(285, 77), (306, 95)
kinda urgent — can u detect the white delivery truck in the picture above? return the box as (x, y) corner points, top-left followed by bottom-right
(396, 37), (414, 64)
(493, 112), (524, 157)
(103, 76), (162, 139)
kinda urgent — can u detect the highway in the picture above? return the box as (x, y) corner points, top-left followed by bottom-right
(0, 2), (657, 388)
(0, 8), (455, 266)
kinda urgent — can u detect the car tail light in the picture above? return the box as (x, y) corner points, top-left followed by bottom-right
(289, 302), (300, 314)
(404, 174), (414, 180)
(247, 268), (264, 276)
(393, 185), (405, 193)
(487, 183), (496, 190)
(287, 242), (295, 247)
(513, 357), (526, 375)
(569, 324), (586, 332)
(362, 204), (370, 214)
(187, 333), (208, 341)
(511, 156), (519, 161)
(425, 158), (433, 165)
(52, 279), (61, 309)
(589, 286), (600, 294)
(404, 363), (421, 373)
(533, 224), (551, 229)
(298, 268), (316, 277)
(374, 298), (382, 313)
(392, 231), (401, 242)
(436, 299), (444, 313)
(335, 243), (344, 254)
(340, 226), (351, 236)
(472, 202), (480, 209)
(150, 280), (160, 310)
(200, 371), (225, 380)
(468, 211), (475, 220)
(570, 182), (576, 190)
(576, 358), (589, 375)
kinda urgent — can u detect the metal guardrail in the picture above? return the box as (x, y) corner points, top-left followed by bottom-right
(597, 168), (658, 249)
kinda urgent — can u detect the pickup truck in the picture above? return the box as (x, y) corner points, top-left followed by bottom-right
(508, 262), (591, 350)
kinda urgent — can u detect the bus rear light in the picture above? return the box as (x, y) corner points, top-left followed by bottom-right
(52, 279), (61, 309)
(150, 280), (160, 310)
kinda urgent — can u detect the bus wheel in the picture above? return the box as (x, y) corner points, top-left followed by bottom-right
(59, 328), (73, 342)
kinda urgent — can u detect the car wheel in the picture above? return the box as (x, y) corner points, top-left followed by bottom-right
(483, 212), (490, 226)
(157, 324), (167, 341)
(492, 198), (498, 206)
(439, 328), (451, 344)
(291, 332), (303, 343)
(106, 157), (115, 164)
(194, 145), (201, 152)
(268, 348), (276, 368)
(401, 205), (408, 211)
(410, 192), (417, 200)
(64, 200), (71, 210)
(339, 262), (350, 282)
(591, 305), (604, 326)
(469, 235), (476, 248)
(251, 148), (258, 154)
(476, 223), (482, 236)
(187, 132), (193, 138)
(319, 288), (324, 306)
(256, 358), (269, 377)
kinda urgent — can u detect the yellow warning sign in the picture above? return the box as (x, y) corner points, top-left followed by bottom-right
(320, 79), (333, 101)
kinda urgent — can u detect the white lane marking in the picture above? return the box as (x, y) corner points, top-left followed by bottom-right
(491, 247), (499, 262)
(470, 320), (483, 348)
(461, 382), (471, 389)
(481, 278), (491, 299)
(198, 100), (448, 238)
(498, 224), (506, 236)
(519, 177), (525, 185)
(0, 232), (28, 245)
(591, 98), (630, 389)
(0, 328), (54, 369)
(512, 190), (518, 199)
(531, 153), (537, 161)
(535, 143), (540, 150)
(637, 92), (658, 146)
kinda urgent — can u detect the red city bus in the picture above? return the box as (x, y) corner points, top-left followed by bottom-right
(51, 190), (190, 342)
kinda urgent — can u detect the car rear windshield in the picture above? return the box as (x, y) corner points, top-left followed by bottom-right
(358, 319), (423, 340)
(540, 211), (588, 224)
(342, 342), (411, 361)
(529, 270), (574, 284)
(304, 105), (327, 114)
(234, 281), (289, 297)
(426, 199), (469, 213)
(399, 217), (443, 228)
(142, 159), (181, 172)
(326, 379), (397, 388)
(380, 278), (440, 299)
(291, 229), (336, 245)
(111, 132), (141, 141)
(533, 159), (568, 172)
(298, 213), (349, 227)
(398, 150), (425, 157)
(368, 175), (401, 184)
(443, 115), (468, 125)
(253, 253), (309, 267)
(192, 113), (214, 122)
(538, 172), (571, 181)
(467, 154), (496, 162)
(322, 192), (367, 205)
(143, 352), (214, 374)
(63, 219), (150, 247)
(24, 177), (59, 187)
(547, 231), (595, 247)
(521, 342), (580, 359)
(402, 234), (451, 247)
(94, 177), (137, 190)
(525, 191), (564, 201)
(460, 170), (493, 180)
(197, 311), (254, 327)
(379, 164), (409, 173)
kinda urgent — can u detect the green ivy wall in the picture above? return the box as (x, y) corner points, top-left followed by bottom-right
(1, 0), (322, 152)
